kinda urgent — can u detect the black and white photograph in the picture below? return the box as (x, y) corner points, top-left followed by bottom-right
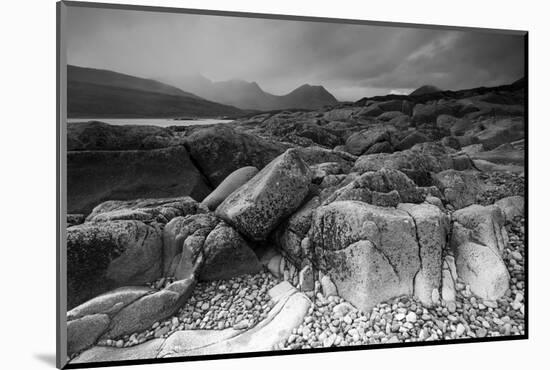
(56, 1), (528, 368)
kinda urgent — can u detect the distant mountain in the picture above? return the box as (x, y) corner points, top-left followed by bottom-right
(67, 65), (243, 118)
(354, 78), (525, 106)
(279, 84), (338, 110)
(160, 75), (339, 111)
(409, 85), (442, 96)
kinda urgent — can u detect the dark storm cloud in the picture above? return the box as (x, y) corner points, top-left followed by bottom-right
(66, 6), (525, 101)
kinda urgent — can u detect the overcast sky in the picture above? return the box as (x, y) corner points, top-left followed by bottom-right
(66, 6), (525, 101)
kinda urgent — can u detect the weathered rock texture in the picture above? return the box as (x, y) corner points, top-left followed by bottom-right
(306, 201), (448, 311)
(86, 197), (201, 224)
(398, 203), (449, 306)
(322, 168), (438, 207)
(433, 169), (482, 209)
(216, 149), (312, 241)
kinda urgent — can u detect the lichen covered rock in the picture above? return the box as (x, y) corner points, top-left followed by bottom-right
(216, 149), (312, 241)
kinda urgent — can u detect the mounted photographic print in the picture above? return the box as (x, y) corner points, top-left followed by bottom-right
(56, 1), (528, 368)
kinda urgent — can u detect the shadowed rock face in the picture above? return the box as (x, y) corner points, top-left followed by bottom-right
(162, 213), (260, 283)
(200, 222), (261, 280)
(68, 121), (180, 151)
(67, 220), (163, 309)
(184, 125), (287, 186)
(216, 149), (312, 241)
(67, 145), (211, 214)
(274, 196), (321, 266)
(162, 214), (220, 280)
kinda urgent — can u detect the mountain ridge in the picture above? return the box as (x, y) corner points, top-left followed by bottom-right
(159, 74), (339, 111)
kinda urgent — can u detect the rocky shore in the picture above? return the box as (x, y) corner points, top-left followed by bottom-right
(65, 80), (526, 364)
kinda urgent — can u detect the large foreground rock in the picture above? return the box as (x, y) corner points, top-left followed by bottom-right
(310, 201), (421, 312)
(451, 205), (510, 300)
(200, 166), (259, 211)
(67, 221), (163, 309)
(452, 204), (508, 254)
(454, 242), (510, 300)
(216, 149), (312, 241)
(67, 145), (211, 214)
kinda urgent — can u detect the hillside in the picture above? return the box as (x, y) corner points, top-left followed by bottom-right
(67, 66), (243, 118)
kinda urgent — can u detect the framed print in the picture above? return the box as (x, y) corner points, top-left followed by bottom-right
(56, 1), (527, 368)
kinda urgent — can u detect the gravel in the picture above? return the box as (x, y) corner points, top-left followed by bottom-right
(97, 271), (279, 348)
(477, 171), (525, 205)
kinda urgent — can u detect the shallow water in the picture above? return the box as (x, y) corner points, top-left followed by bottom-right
(66, 118), (233, 127)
